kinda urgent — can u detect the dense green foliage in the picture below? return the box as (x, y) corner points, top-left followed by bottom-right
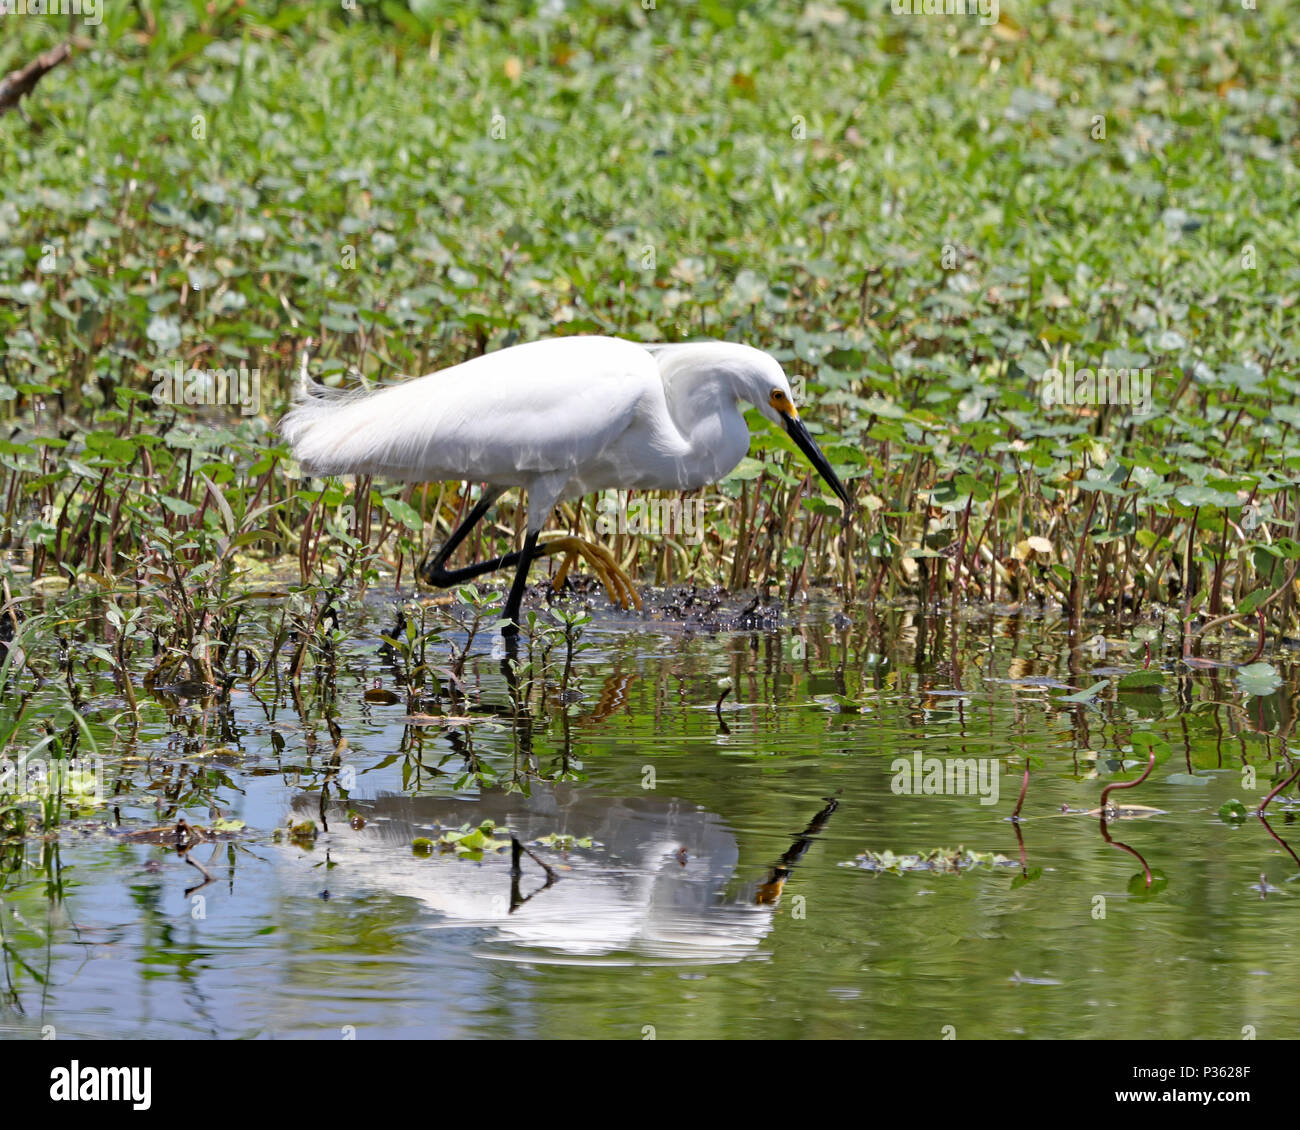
(3, 1), (1298, 640)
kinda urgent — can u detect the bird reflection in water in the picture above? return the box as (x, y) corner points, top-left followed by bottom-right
(296, 786), (838, 964)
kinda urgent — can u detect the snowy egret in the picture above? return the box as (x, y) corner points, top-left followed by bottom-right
(281, 335), (850, 631)
(296, 785), (837, 959)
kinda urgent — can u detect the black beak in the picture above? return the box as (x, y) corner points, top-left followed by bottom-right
(782, 413), (851, 509)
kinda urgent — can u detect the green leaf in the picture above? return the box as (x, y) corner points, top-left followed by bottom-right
(1165, 773), (1211, 786)
(382, 497), (423, 531)
(1010, 867), (1043, 889)
(1130, 732), (1170, 760)
(161, 496), (198, 516)
(1218, 801), (1249, 824)
(1128, 870), (1169, 896)
(1236, 662), (1282, 696)
(1174, 485), (1240, 510)
(1056, 680), (1109, 703)
(1118, 670), (1164, 691)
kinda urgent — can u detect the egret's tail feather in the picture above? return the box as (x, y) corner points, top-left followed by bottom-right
(279, 371), (460, 481)
(279, 378), (387, 477)
(278, 336), (655, 488)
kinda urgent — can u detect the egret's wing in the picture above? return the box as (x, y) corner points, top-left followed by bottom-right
(281, 337), (660, 483)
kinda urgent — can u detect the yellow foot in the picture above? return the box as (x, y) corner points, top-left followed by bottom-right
(540, 536), (643, 612)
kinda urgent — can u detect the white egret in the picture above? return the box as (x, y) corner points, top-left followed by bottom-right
(280, 335), (851, 631)
(296, 786), (837, 961)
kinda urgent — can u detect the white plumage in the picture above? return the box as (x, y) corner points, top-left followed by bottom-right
(279, 334), (849, 627)
(281, 336), (844, 523)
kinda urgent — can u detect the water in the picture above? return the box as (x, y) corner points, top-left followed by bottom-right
(3, 597), (1298, 1040)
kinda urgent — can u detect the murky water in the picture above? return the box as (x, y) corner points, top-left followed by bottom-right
(3, 596), (1299, 1039)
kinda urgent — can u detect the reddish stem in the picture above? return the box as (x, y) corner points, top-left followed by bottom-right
(1100, 751), (1156, 811)
(1257, 763), (1300, 816)
(1011, 760), (1030, 821)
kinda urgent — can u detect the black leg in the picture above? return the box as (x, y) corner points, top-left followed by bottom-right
(419, 488), (569, 633)
(419, 486), (504, 585)
(501, 530), (540, 636)
(420, 488), (568, 590)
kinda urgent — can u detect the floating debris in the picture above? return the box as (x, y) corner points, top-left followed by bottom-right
(1070, 803), (1167, 820)
(364, 680), (401, 705)
(1251, 873), (1283, 899)
(399, 713), (490, 726)
(531, 832), (598, 851)
(272, 819), (318, 845)
(840, 846), (1018, 875)
(436, 820), (511, 858)
(811, 693), (869, 713)
(120, 817), (243, 847)
(1009, 970), (1062, 986)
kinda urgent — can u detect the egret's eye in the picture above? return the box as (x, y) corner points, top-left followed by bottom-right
(769, 387), (799, 419)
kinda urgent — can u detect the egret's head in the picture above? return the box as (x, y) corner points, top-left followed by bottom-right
(651, 341), (852, 509)
(740, 352), (851, 510)
(729, 346), (794, 428)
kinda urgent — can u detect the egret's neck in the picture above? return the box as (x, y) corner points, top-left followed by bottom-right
(661, 370), (751, 483)
(663, 371), (736, 436)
